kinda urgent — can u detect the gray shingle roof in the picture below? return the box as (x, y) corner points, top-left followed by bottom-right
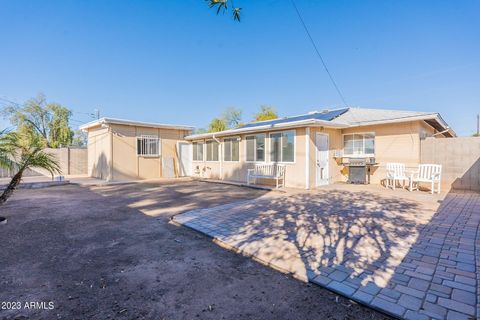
(332, 107), (437, 125)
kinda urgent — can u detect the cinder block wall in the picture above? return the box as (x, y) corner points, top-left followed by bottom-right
(0, 148), (88, 178)
(420, 137), (480, 191)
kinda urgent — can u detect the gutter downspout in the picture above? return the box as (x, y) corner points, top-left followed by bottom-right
(212, 134), (223, 180)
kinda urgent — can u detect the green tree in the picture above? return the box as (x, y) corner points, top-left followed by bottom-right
(206, 0), (242, 21)
(0, 129), (14, 172)
(222, 107), (242, 128)
(0, 131), (61, 205)
(71, 130), (87, 147)
(208, 118), (228, 132)
(48, 104), (74, 148)
(473, 133), (480, 137)
(195, 128), (208, 134)
(254, 105), (278, 121)
(1, 94), (73, 148)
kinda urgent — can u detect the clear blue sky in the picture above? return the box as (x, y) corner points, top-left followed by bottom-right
(0, 0), (478, 136)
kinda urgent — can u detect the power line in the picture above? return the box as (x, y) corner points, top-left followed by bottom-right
(290, 0), (348, 107)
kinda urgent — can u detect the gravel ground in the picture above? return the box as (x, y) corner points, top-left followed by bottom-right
(0, 181), (390, 320)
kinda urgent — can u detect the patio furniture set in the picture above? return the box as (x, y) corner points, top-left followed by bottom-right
(385, 163), (442, 194)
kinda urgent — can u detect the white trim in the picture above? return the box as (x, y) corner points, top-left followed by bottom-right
(343, 114), (455, 136)
(342, 132), (375, 157)
(177, 141), (193, 177)
(80, 117), (194, 131)
(192, 141), (204, 162)
(315, 133), (330, 187)
(185, 119), (348, 140)
(244, 133), (267, 163)
(205, 139), (220, 162)
(268, 129), (296, 164)
(136, 134), (160, 157)
(222, 136), (241, 162)
(305, 128), (310, 189)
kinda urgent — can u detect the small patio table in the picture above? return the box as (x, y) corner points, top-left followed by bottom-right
(404, 167), (418, 192)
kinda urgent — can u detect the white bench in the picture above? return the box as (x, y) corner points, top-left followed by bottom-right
(385, 163), (410, 190)
(409, 164), (442, 194)
(247, 164), (286, 188)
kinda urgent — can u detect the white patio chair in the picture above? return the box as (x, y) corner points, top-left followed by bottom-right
(409, 164), (442, 194)
(385, 163), (409, 190)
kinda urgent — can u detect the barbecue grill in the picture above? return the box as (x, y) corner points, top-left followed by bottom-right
(345, 157), (376, 184)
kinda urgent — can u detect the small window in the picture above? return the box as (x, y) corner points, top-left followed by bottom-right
(224, 137), (239, 162)
(246, 134), (265, 162)
(270, 131), (295, 163)
(343, 133), (375, 156)
(206, 140), (219, 161)
(137, 135), (159, 156)
(192, 142), (204, 161)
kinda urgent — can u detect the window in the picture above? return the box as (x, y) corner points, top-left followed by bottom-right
(137, 135), (159, 156)
(343, 133), (375, 156)
(193, 142), (204, 161)
(246, 134), (265, 162)
(224, 137), (239, 161)
(270, 131), (294, 163)
(206, 140), (219, 161)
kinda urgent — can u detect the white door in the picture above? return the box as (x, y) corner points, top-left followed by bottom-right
(316, 133), (329, 186)
(178, 142), (192, 177)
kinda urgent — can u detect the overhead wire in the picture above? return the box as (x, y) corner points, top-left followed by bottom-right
(290, 0), (349, 108)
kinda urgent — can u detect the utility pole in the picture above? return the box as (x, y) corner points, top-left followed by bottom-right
(94, 109), (100, 120)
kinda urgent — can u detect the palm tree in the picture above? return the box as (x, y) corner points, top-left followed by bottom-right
(0, 132), (61, 205)
(0, 130), (14, 171)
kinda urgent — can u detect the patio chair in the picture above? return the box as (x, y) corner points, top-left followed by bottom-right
(409, 164), (442, 194)
(247, 164), (286, 188)
(385, 163), (409, 190)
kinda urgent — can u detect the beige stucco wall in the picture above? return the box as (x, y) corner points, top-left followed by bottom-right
(191, 128), (308, 188)
(87, 125), (111, 180)
(309, 120), (438, 186)
(87, 123), (189, 181)
(191, 120), (443, 189)
(341, 121), (432, 184)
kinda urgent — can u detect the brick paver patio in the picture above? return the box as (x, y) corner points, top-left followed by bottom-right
(173, 185), (480, 319)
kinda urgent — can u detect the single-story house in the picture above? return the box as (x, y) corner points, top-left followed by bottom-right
(80, 117), (193, 181)
(185, 107), (455, 189)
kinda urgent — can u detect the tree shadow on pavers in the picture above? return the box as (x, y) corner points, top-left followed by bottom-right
(183, 188), (480, 319)
(180, 188), (434, 311)
(380, 190), (480, 319)
(190, 189), (424, 282)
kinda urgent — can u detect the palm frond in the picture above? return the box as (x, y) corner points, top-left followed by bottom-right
(206, 0), (227, 12)
(0, 130), (18, 170)
(232, 7), (241, 21)
(23, 148), (61, 177)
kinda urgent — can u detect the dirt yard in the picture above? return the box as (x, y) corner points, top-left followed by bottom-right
(0, 181), (390, 319)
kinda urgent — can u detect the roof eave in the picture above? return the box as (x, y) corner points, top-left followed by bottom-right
(79, 117), (194, 132)
(185, 119), (349, 140)
(345, 113), (456, 137)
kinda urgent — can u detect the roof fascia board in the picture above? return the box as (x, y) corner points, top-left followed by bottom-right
(347, 114), (439, 128)
(185, 119), (348, 140)
(80, 117), (194, 131)
(348, 114), (456, 137)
